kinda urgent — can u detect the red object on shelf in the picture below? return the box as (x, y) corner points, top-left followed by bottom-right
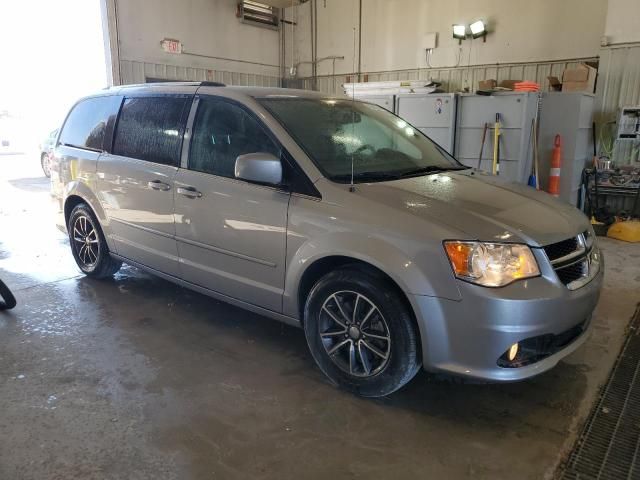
(514, 81), (540, 92)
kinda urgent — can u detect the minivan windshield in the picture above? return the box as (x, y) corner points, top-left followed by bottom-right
(258, 97), (466, 183)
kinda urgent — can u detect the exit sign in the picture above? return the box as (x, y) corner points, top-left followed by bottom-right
(161, 38), (182, 54)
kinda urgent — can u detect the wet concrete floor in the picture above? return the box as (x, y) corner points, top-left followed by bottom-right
(1, 154), (639, 479)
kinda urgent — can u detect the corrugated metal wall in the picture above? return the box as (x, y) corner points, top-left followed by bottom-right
(119, 60), (281, 87)
(595, 44), (640, 119)
(287, 57), (598, 96)
(290, 44), (640, 123)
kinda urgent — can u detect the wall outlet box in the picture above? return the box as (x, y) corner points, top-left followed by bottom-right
(423, 32), (438, 50)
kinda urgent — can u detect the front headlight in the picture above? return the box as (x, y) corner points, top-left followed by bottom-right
(444, 241), (540, 287)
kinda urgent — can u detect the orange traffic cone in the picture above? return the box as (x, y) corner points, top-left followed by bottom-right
(548, 135), (561, 197)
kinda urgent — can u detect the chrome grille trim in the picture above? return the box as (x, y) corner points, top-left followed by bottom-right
(565, 248), (601, 290)
(549, 233), (586, 266)
(543, 232), (599, 290)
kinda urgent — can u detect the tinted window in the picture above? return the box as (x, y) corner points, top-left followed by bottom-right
(189, 97), (280, 178)
(59, 96), (119, 151)
(113, 96), (189, 166)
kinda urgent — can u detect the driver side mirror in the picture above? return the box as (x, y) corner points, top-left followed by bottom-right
(234, 152), (283, 186)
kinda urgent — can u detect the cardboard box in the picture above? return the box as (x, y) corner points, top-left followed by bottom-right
(478, 79), (497, 90)
(547, 76), (562, 91)
(561, 63), (597, 93)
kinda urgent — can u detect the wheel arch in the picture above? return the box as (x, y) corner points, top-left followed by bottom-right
(297, 255), (414, 320)
(63, 186), (116, 253)
(295, 254), (424, 362)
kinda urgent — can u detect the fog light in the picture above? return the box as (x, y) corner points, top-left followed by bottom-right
(508, 343), (519, 361)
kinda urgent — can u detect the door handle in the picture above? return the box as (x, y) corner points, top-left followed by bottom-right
(148, 180), (171, 191)
(176, 186), (203, 198)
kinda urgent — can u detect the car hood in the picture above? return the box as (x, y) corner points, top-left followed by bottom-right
(356, 170), (589, 246)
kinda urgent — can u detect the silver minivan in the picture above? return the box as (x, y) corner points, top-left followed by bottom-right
(51, 82), (603, 397)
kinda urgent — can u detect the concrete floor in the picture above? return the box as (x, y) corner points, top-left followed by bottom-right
(1, 153), (639, 480)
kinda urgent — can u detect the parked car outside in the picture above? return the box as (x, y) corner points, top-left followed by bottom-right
(51, 83), (603, 397)
(39, 128), (58, 177)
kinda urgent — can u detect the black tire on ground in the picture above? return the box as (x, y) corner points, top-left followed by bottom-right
(41, 153), (51, 178)
(304, 267), (421, 397)
(0, 279), (17, 310)
(68, 203), (122, 279)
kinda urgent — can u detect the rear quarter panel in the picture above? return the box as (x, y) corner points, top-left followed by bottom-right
(52, 145), (117, 252)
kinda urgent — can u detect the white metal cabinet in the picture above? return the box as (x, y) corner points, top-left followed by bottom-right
(454, 92), (539, 184)
(538, 92), (595, 206)
(353, 94), (396, 113)
(396, 93), (457, 154)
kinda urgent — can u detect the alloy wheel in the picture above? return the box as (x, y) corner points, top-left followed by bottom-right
(72, 215), (100, 268)
(319, 290), (391, 377)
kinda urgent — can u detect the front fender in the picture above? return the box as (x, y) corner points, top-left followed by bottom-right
(282, 231), (461, 319)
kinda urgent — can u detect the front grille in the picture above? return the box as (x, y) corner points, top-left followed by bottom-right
(543, 237), (580, 262)
(556, 258), (588, 285)
(542, 232), (594, 289)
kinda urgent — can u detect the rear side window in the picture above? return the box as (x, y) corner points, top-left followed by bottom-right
(59, 96), (119, 151)
(113, 96), (189, 166)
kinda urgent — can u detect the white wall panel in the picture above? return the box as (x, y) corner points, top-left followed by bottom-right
(286, 0), (607, 78)
(107, 0), (282, 85)
(604, 0), (640, 45)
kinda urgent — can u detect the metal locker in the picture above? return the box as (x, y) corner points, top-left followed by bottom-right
(352, 94), (396, 113)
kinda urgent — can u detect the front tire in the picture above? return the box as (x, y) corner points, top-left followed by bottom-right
(304, 267), (421, 397)
(68, 204), (122, 278)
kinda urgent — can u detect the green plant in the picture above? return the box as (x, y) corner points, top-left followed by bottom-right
(597, 119), (616, 159)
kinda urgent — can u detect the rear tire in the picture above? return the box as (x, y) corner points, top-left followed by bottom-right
(41, 153), (51, 178)
(68, 203), (121, 278)
(304, 267), (421, 397)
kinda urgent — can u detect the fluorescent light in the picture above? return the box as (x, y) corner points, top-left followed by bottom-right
(452, 24), (467, 40)
(470, 20), (486, 38)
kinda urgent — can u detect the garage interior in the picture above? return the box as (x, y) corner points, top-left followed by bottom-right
(1, 0), (640, 479)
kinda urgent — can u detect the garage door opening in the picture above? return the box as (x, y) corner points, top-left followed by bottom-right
(0, 0), (108, 157)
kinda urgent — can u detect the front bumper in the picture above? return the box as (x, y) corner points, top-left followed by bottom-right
(412, 249), (604, 382)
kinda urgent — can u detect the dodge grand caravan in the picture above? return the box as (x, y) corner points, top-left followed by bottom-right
(51, 82), (603, 397)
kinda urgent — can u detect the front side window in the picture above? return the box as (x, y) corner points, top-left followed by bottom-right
(258, 97), (465, 183)
(189, 97), (281, 178)
(59, 96), (119, 151)
(113, 96), (189, 166)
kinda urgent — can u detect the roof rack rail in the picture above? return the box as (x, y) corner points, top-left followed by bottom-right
(117, 81), (226, 88)
(200, 81), (226, 87)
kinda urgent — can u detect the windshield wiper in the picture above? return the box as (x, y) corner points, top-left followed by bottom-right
(398, 165), (468, 178)
(331, 171), (401, 183)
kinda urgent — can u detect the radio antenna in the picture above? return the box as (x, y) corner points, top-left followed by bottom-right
(349, 26), (357, 192)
